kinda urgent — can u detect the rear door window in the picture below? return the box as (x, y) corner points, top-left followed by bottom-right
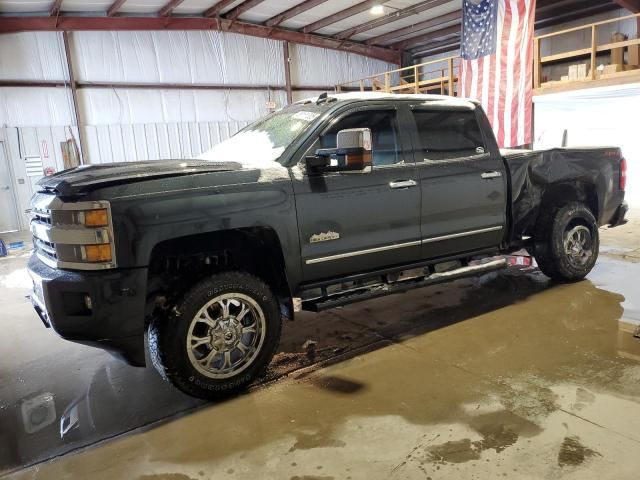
(411, 110), (486, 161)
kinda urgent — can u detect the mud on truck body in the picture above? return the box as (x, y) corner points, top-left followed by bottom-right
(28, 93), (628, 399)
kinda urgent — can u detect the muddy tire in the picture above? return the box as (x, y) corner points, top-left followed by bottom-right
(533, 202), (599, 282)
(148, 272), (282, 400)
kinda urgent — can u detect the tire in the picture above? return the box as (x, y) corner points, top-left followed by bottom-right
(533, 202), (599, 282)
(148, 271), (282, 400)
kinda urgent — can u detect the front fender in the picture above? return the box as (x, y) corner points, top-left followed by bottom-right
(106, 179), (303, 290)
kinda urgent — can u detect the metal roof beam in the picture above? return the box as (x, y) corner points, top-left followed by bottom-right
(613, 0), (640, 12)
(366, 10), (461, 46)
(0, 16), (401, 64)
(264, 0), (330, 27)
(389, 24), (460, 50)
(159, 0), (185, 17)
(410, 38), (460, 57)
(49, 0), (63, 16)
(107, 0), (127, 16)
(204, 0), (237, 17)
(336, 0), (452, 40)
(412, 42), (460, 59)
(535, 1), (621, 28)
(398, 0), (618, 54)
(225, 0), (268, 21)
(107, 0), (127, 17)
(301, 0), (379, 34)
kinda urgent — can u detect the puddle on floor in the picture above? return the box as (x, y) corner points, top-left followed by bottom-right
(3, 258), (640, 479)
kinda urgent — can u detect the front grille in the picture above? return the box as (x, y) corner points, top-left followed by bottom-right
(33, 211), (52, 225)
(33, 237), (57, 260)
(31, 195), (58, 262)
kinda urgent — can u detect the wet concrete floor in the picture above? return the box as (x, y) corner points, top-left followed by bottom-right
(1, 231), (640, 479)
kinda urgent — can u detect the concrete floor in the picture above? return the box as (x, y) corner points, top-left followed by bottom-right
(1, 215), (640, 480)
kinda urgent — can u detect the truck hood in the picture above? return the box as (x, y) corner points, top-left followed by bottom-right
(37, 160), (243, 196)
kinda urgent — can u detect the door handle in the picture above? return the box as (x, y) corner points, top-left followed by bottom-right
(389, 180), (418, 189)
(481, 171), (502, 179)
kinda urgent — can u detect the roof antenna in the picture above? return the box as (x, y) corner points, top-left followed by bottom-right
(316, 92), (337, 105)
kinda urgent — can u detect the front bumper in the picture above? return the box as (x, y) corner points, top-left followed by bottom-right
(28, 254), (148, 366)
(610, 201), (629, 227)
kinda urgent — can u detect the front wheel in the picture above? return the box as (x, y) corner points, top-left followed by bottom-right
(148, 272), (282, 399)
(533, 203), (599, 282)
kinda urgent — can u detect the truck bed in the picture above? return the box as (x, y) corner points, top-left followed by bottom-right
(501, 147), (624, 240)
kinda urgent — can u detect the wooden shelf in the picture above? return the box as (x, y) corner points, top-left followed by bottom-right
(534, 69), (640, 95)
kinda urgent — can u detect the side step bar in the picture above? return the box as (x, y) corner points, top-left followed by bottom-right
(302, 258), (508, 312)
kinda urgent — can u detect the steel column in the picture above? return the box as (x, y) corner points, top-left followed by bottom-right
(62, 32), (88, 164)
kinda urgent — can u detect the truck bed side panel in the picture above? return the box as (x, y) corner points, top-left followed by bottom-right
(503, 147), (623, 239)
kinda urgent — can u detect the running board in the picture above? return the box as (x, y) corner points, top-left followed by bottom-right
(302, 258), (508, 312)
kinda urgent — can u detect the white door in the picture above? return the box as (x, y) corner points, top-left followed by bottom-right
(0, 142), (19, 233)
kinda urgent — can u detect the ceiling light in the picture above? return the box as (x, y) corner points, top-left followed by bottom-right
(370, 4), (384, 15)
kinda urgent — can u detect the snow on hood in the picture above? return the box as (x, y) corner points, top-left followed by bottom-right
(198, 131), (291, 183)
(198, 130), (285, 167)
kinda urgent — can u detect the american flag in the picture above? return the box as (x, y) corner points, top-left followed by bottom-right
(459, 0), (536, 148)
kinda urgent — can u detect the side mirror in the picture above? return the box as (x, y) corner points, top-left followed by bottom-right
(309, 128), (373, 172)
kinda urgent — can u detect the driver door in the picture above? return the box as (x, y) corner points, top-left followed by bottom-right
(292, 104), (421, 282)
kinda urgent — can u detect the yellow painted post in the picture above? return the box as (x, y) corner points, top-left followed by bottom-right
(591, 25), (597, 80)
(414, 65), (419, 93)
(533, 38), (541, 88)
(448, 57), (454, 96)
(384, 72), (391, 93)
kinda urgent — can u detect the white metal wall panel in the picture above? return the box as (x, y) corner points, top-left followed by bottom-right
(81, 120), (250, 164)
(290, 44), (395, 87)
(78, 88), (286, 124)
(72, 31), (284, 86)
(0, 32), (67, 81)
(1, 126), (80, 230)
(0, 88), (74, 127)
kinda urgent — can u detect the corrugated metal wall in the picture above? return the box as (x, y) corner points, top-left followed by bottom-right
(0, 30), (395, 231)
(83, 121), (249, 164)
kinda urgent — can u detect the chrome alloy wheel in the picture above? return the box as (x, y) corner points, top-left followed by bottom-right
(186, 293), (266, 379)
(563, 225), (593, 268)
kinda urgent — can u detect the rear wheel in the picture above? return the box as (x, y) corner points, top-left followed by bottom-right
(534, 203), (599, 282)
(148, 271), (282, 399)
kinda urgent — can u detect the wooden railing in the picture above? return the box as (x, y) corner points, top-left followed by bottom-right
(336, 55), (460, 96)
(534, 11), (640, 89)
(338, 12), (640, 96)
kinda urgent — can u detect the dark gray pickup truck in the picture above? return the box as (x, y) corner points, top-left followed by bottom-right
(28, 93), (628, 399)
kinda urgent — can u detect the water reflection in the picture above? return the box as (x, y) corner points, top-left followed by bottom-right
(1, 258), (639, 476)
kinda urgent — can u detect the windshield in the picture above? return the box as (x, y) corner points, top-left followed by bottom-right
(199, 104), (327, 167)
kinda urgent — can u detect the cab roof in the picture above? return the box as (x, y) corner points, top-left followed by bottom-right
(295, 92), (479, 110)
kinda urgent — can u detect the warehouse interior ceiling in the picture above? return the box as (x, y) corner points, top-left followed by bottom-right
(0, 0), (629, 62)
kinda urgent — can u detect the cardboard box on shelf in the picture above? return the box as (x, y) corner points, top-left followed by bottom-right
(604, 64), (624, 75)
(577, 64), (587, 79)
(567, 64), (587, 81)
(592, 63), (640, 79)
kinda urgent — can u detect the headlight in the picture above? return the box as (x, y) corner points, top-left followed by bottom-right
(81, 244), (113, 263)
(79, 209), (109, 227)
(30, 196), (117, 270)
